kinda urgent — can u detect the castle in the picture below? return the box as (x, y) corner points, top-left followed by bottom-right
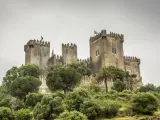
(24, 29), (142, 88)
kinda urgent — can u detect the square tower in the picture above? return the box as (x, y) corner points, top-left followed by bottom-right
(89, 30), (125, 72)
(24, 39), (50, 69)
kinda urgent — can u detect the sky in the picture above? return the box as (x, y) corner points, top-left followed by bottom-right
(0, 0), (160, 85)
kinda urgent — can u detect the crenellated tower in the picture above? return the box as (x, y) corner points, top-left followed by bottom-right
(24, 39), (50, 69)
(89, 29), (125, 72)
(62, 43), (77, 64)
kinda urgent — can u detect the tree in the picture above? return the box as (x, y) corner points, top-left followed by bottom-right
(139, 83), (156, 92)
(55, 111), (87, 120)
(46, 65), (82, 94)
(96, 67), (113, 93)
(25, 93), (43, 107)
(19, 64), (40, 78)
(68, 62), (92, 76)
(2, 66), (19, 91)
(2, 64), (41, 94)
(10, 76), (41, 99)
(132, 92), (159, 115)
(112, 79), (126, 92)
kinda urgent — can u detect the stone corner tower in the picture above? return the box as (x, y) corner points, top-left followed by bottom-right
(89, 29), (124, 72)
(62, 43), (77, 64)
(24, 39), (50, 69)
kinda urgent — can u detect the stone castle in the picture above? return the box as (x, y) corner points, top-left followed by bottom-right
(24, 29), (142, 86)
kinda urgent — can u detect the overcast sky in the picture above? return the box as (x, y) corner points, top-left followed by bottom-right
(0, 0), (160, 85)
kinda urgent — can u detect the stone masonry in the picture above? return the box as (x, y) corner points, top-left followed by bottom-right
(24, 29), (142, 88)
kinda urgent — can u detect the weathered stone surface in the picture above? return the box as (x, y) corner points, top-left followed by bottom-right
(24, 30), (142, 89)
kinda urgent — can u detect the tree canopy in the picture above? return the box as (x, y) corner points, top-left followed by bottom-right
(46, 65), (82, 93)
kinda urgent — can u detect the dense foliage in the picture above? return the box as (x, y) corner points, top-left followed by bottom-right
(1, 64), (160, 119)
(46, 65), (82, 94)
(132, 92), (159, 115)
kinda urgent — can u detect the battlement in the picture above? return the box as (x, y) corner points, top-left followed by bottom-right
(62, 43), (77, 48)
(108, 32), (124, 39)
(27, 39), (50, 47)
(90, 29), (107, 43)
(124, 56), (140, 64)
(77, 57), (91, 63)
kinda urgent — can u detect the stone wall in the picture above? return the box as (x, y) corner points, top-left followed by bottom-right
(24, 39), (50, 69)
(62, 43), (77, 64)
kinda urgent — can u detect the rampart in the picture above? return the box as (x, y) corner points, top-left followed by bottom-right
(27, 39), (50, 47)
(124, 56), (140, 64)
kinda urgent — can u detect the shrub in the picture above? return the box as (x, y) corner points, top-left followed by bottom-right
(80, 100), (102, 120)
(122, 90), (132, 94)
(102, 100), (121, 118)
(88, 83), (102, 93)
(118, 105), (133, 117)
(33, 95), (64, 120)
(64, 88), (90, 111)
(55, 111), (87, 120)
(0, 107), (15, 120)
(10, 98), (25, 111)
(0, 96), (11, 107)
(132, 92), (159, 115)
(52, 91), (66, 99)
(25, 93), (43, 107)
(15, 108), (33, 120)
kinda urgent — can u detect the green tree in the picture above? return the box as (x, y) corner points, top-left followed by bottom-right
(55, 111), (87, 120)
(19, 64), (40, 78)
(139, 83), (156, 92)
(132, 92), (158, 115)
(0, 107), (15, 120)
(112, 79), (126, 92)
(46, 65), (82, 94)
(96, 67), (113, 93)
(2, 66), (19, 91)
(68, 62), (92, 76)
(15, 108), (33, 120)
(25, 93), (43, 107)
(10, 76), (41, 99)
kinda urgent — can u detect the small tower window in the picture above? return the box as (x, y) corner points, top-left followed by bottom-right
(112, 48), (116, 54)
(96, 49), (100, 56)
(112, 39), (117, 54)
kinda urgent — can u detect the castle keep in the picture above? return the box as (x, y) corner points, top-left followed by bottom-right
(24, 29), (142, 84)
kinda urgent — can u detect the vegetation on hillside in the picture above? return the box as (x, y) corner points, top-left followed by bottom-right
(0, 62), (160, 120)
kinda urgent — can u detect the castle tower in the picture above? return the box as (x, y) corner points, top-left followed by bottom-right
(24, 39), (50, 69)
(62, 43), (77, 64)
(89, 29), (125, 72)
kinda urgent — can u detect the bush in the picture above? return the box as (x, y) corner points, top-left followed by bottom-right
(88, 83), (102, 93)
(0, 107), (15, 120)
(55, 111), (87, 120)
(118, 105), (133, 117)
(10, 98), (25, 111)
(15, 108), (33, 120)
(64, 88), (90, 111)
(52, 91), (66, 99)
(80, 100), (102, 120)
(132, 92), (159, 115)
(0, 96), (11, 107)
(102, 100), (121, 118)
(33, 95), (64, 120)
(25, 93), (43, 107)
